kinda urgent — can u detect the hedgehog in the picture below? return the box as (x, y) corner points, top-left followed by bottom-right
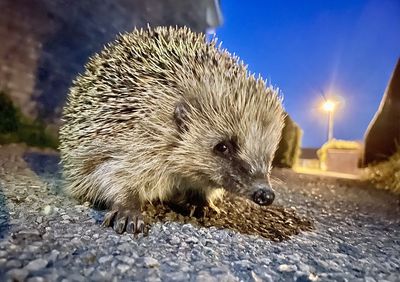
(59, 26), (285, 234)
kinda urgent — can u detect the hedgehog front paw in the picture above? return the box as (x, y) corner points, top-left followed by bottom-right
(102, 208), (145, 234)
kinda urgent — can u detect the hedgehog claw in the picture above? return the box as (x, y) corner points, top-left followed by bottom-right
(102, 209), (144, 234)
(101, 210), (117, 228)
(136, 217), (145, 233)
(126, 217), (135, 234)
(126, 214), (145, 234)
(114, 213), (127, 234)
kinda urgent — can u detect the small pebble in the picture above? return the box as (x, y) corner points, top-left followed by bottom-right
(251, 271), (263, 282)
(186, 236), (199, 244)
(48, 249), (60, 262)
(117, 264), (130, 273)
(65, 273), (86, 282)
(234, 260), (253, 270)
(99, 255), (113, 264)
(27, 277), (46, 282)
(6, 259), (22, 268)
(42, 205), (53, 215)
(7, 268), (29, 281)
(278, 264), (297, 272)
(170, 236), (180, 245)
(195, 271), (218, 282)
(117, 255), (135, 265)
(143, 257), (159, 268)
(25, 258), (48, 272)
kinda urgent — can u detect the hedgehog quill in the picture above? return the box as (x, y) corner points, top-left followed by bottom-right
(59, 27), (285, 234)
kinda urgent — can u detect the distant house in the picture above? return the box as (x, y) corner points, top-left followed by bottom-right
(296, 143), (363, 177)
(324, 148), (361, 174)
(298, 144), (362, 174)
(298, 147), (320, 169)
(317, 140), (363, 174)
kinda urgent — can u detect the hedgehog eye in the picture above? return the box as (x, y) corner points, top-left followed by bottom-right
(214, 141), (232, 157)
(215, 142), (228, 153)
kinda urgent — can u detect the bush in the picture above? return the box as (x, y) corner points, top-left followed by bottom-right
(0, 90), (19, 133)
(364, 149), (400, 194)
(0, 91), (58, 149)
(273, 115), (302, 168)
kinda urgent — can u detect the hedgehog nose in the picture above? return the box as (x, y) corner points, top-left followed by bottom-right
(252, 181), (275, 206)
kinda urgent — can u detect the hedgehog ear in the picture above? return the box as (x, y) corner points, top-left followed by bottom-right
(174, 101), (190, 133)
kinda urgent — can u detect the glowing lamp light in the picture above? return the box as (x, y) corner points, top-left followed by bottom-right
(322, 100), (335, 112)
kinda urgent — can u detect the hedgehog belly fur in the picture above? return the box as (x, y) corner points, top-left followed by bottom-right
(60, 142), (180, 207)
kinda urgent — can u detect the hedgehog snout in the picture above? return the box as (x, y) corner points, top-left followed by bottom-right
(251, 180), (275, 206)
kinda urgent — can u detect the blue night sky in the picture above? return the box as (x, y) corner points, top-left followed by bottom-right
(216, 0), (400, 148)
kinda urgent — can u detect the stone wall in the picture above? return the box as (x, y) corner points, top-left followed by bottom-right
(0, 0), (222, 136)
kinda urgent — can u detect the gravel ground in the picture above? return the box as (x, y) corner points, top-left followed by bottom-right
(0, 144), (399, 282)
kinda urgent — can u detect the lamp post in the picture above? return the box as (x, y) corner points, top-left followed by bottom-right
(322, 100), (335, 141)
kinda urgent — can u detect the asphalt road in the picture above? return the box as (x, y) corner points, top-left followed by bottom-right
(0, 144), (399, 282)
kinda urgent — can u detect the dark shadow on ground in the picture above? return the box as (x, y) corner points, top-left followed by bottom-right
(22, 151), (63, 195)
(23, 152), (61, 177)
(0, 188), (10, 239)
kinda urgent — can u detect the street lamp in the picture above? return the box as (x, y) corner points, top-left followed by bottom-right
(322, 100), (335, 141)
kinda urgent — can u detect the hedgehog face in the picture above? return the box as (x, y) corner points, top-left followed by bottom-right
(209, 133), (277, 206)
(173, 94), (284, 206)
